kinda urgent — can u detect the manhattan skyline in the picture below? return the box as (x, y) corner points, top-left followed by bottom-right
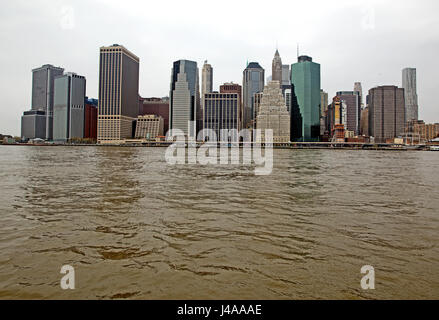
(1, 0), (439, 136)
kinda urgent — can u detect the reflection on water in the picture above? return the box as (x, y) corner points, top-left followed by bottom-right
(0, 146), (438, 299)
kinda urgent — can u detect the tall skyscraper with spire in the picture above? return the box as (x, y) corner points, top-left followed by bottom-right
(272, 49), (282, 83)
(402, 68), (418, 121)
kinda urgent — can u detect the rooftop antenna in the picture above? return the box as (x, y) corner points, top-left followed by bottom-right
(297, 43), (299, 59)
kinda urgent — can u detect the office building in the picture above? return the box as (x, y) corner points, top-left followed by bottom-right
(256, 81), (290, 143)
(31, 64), (65, 140)
(354, 82), (363, 107)
(272, 50), (282, 83)
(85, 98), (98, 141)
(368, 85), (405, 143)
(21, 110), (46, 141)
(220, 83), (242, 130)
(360, 107), (369, 136)
(98, 44), (140, 143)
(336, 91), (361, 135)
(243, 62), (264, 128)
(170, 60), (200, 137)
(203, 92), (239, 138)
(53, 73), (86, 142)
(402, 68), (418, 121)
(290, 55), (321, 142)
(139, 97), (170, 134)
(134, 115), (164, 139)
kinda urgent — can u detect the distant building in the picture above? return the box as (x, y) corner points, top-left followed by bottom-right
(282, 65), (290, 87)
(368, 85), (405, 143)
(354, 82), (363, 107)
(405, 120), (439, 142)
(402, 68), (418, 121)
(320, 90), (328, 136)
(53, 73), (86, 142)
(252, 92), (264, 125)
(170, 60), (200, 137)
(30, 64), (65, 140)
(21, 110), (46, 141)
(220, 82), (242, 130)
(336, 91), (361, 135)
(135, 115), (164, 139)
(98, 44), (140, 143)
(139, 97), (170, 134)
(360, 107), (369, 136)
(256, 81), (290, 143)
(203, 92), (240, 138)
(85, 98), (98, 141)
(243, 62), (264, 128)
(290, 55), (321, 142)
(272, 50), (282, 83)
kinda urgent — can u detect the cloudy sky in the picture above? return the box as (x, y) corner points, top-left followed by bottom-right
(1, 0), (438, 136)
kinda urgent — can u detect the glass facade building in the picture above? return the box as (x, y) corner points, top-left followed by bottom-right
(290, 56), (321, 142)
(242, 62), (264, 129)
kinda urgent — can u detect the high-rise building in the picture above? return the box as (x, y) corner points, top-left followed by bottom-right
(21, 110), (47, 141)
(284, 88), (291, 113)
(201, 61), (213, 97)
(272, 50), (282, 83)
(170, 60), (200, 137)
(256, 81), (290, 143)
(53, 73), (86, 142)
(30, 64), (65, 140)
(98, 44), (139, 143)
(402, 68), (418, 121)
(139, 97), (170, 134)
(290, 55), (321, 142)
(243, 62), (264, 128)
(282, 65), (290, 87)
(220, 83), (242, 130)
(320, 90), (328, 116)
(336, 91), (361, 135)
(203, 92), (239, 138)
(360, 107), (369, 136)
(354, 82), (363, 106)
(253, 92), (264, 123)
(368, 85), (405, 143)
(84, 98), (98, 141)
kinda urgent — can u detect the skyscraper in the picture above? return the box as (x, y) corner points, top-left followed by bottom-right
(201, 61), (213, 116)
(53, 73), (86, 142)
(354, 82), (363, 107)
(256, 81), (290, 143)
(220, 83), (242, 130)
(98, 44), (139, 143)
(31, 64), (64, 140)
(402, 68), (418, 121)
(242, 62), (264, 128)
(282, 65), (290, 87)
(204, 92), (239, 138)
(368, 85), (405, 143)
(290, 55), (321, 142)
(272, 50), (282, 83)
(170, 60), (200, 137)
(336, 91), (361, 135)
(201, 61), (213, 97)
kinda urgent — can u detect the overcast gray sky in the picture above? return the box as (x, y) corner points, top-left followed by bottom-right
(1, 0), (438, 136)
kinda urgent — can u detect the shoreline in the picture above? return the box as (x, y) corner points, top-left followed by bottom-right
(0, 142), (435, 151)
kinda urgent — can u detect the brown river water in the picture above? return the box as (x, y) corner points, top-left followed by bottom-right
(0, 146), (438, 299)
